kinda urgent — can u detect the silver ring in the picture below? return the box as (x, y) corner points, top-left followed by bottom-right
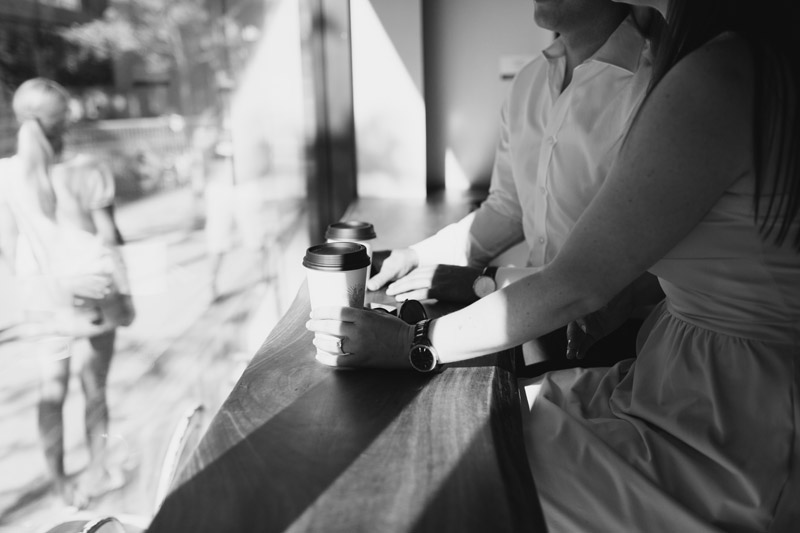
(336, 338), (344, 353)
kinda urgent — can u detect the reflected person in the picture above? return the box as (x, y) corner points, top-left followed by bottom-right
(0, 78), (135, 508)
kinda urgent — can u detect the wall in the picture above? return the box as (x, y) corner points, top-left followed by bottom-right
(424, 0), (553, 191)
(351, 0), (426, 198)
(353, 0), (552, 196)
(361, 0), (424, 93)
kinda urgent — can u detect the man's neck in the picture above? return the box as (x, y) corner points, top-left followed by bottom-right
(559, 11), (628, 91)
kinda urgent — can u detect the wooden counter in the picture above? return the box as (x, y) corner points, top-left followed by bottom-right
(146, 197), (546, 532)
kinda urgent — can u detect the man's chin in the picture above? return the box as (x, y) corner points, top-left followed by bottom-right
(532, 6), (558, 32)
(533, 13), (557, 32)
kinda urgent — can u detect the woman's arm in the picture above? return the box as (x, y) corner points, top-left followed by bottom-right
(307, 35), (755, 369)
(430, 35), (755, 363)
(0, 204), (19, 273)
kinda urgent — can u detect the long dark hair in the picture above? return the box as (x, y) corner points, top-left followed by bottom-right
(649, 0), (800, 250)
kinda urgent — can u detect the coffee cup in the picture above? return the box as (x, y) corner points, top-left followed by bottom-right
(303, 242), (370, 365)
(325, 221), (377, 263)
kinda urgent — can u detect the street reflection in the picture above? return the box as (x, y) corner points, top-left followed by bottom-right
(0, 0), (308, 530)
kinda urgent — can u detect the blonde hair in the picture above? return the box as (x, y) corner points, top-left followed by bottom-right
(12, 78), (71, 219)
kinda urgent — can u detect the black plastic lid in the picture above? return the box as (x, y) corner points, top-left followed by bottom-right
(303, 242), (370, 271)
(325, 221), (377, 241)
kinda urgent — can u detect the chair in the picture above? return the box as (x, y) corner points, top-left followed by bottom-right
(153, 403), (206, 509)
(42, 516), (134, 533)
(39, 403), (206, 533)
(80, 517), (128, 533)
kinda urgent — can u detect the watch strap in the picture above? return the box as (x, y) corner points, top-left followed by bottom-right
(413, 318), (432, 345)
(409, 319), (444, 372)
(481, 265), (498, 281)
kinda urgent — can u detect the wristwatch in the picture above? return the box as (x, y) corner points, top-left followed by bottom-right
(472, 266), (499, 298)
(408, 319), (442, 373)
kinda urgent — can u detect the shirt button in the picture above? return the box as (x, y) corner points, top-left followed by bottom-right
(539, 186), (546, 194)
(539, 237), (545, 244)
(547, 136), (557, 145)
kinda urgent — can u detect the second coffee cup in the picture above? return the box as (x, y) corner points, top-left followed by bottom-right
(325, 221), (377, 263)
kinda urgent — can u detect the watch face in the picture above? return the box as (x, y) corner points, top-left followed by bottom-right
(473, 276), (497, 298)
(409, 345), (437, 372)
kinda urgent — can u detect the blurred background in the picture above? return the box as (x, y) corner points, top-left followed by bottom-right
(0, 0), (549, 530)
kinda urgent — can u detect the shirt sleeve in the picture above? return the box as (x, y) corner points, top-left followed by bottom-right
(411, 98), (525, 267)
(410, 211), (478, 266)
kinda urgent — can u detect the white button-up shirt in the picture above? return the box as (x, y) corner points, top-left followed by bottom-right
(412, 16), (652, 269)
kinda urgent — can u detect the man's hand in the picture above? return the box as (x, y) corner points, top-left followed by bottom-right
(565, 272), (664, 360)
(384, 264), (482, 304)
(565, 316), (601, 360)
(367, 248), (419, 291)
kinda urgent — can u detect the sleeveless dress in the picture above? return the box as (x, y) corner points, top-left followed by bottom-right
(525, 167), (800, 531)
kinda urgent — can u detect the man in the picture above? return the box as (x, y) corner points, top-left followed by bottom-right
(368, 1), (663, 370)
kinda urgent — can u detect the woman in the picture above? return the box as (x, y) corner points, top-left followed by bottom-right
(0, 78), (135, 508)
(307, 0), (800, 529)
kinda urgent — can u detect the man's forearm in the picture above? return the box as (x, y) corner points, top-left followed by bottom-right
(410, 212), (477, 266)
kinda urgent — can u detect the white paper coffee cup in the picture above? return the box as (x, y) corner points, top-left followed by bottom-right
(325, 221), (377, 263)
(304, 242), (370, 365)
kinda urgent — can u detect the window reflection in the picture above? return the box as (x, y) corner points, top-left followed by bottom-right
(0, 0), (308, 529)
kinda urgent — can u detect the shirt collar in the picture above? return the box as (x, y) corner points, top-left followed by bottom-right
(541, 14), (647, 74)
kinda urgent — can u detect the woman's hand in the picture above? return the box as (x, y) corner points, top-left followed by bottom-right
(306, 306), (415, 369)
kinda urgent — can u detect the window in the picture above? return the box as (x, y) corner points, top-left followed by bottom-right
(0, 1), (312, 528)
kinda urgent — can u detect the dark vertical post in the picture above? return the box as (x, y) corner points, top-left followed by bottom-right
(300, 0), (358, 244)
(421, 0), (446, 194)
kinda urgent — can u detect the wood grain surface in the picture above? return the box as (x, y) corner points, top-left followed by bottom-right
(147, 197), (545, 532)
(146, 283), (545, 532)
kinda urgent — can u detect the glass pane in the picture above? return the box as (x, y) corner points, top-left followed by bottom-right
(0, 0), (309, 529)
